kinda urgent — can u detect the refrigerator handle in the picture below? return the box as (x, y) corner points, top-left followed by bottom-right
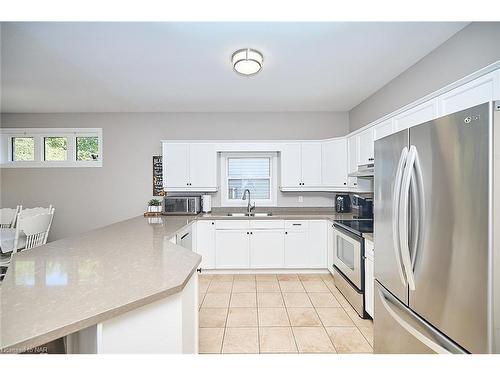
(411, 149), (425, 271)
(377, 286), (464, 354)
(399, 145), (417, 290)
(392, 147), (408, 287)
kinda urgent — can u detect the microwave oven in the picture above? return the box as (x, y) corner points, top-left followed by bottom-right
(164, 196), (201, 215)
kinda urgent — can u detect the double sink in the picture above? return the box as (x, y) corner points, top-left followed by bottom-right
(226, 212), (272, 217)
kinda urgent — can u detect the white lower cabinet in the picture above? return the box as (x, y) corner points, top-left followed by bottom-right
(215, 230), (250, 269)
(249, 229), (285, 268)
(208, 219), (328, 270)
(284, 224), (309, 268)
(364, 239), (374, 318)
(308, 220), (328, 268)
(195, 221), (216, 269)
(327, 221), (335, 274)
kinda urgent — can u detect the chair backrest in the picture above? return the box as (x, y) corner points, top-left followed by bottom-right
(18, 205), (53, 219)
(0, 206), (21, 228)
(14, 208), (55, 251)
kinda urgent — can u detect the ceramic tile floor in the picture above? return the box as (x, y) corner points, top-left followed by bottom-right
(198, 273), (373, 354)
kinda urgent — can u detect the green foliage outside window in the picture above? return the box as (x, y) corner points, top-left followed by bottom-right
(13, 137), (35, 161)
(44, 137), (68, 161)
(77, 136), (99, 161)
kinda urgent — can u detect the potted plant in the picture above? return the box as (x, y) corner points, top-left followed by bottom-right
(148, 198), (162, 213)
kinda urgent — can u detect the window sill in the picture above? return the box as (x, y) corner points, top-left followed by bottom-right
(0, 161), (102, 168)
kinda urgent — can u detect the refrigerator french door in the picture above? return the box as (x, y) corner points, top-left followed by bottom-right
(374, 102), (500, 354)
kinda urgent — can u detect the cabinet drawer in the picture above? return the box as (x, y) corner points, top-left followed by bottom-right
(285, 221), (308, 230)
(250, 220), (285, 229)
(215, 220), (250, 230)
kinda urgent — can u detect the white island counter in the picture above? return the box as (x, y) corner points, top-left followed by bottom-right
(0, 216), (201, 354)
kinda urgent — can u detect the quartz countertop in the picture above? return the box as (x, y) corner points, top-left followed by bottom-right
(0, 215), (201, 353)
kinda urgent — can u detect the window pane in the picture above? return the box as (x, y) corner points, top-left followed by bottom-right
(228, 179), (270, 200)
(228, 158), (270, 178)
(44, 137), (67, 161)
(12, 137), (35, 161)
(77, 136), (99, 161)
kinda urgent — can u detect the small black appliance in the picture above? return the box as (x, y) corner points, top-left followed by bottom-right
(335, 194), (351, 213)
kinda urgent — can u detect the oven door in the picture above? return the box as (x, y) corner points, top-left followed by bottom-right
(333, 226), (363, 290)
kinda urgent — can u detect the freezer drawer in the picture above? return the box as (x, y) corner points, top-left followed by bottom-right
(374, 282), (466, 354)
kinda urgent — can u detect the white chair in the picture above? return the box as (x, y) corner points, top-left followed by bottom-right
(18, 205), (53, 219)
(0, 206), (21, 228)
(0, 209), (55, 270)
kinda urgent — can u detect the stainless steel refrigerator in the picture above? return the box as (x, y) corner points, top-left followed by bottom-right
(374, 101), (500, 354)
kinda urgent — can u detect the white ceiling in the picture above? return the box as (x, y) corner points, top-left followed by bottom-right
(0, 22), (467, 113)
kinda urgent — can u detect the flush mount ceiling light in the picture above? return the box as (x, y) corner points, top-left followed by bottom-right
(231, 48), (264, 76)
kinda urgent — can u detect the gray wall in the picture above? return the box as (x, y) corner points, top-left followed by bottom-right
(0, 111), (348, 240)
(349, 22), (500, 131)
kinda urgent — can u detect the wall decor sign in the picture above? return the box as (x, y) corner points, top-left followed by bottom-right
(153, 155), (164, 196)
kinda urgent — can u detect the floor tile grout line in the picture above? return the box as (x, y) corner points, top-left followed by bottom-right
(313, 276), (373, 353)
(255, 288), (261, 354)
(220, 277), (234, 354)
(299, 277), (338, 353)
(278, 273), (299, 353)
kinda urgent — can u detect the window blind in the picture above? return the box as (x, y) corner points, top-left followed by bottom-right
(227, 157), (271, 200)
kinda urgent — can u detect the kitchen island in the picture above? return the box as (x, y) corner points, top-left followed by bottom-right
(0, 216), (201, 354)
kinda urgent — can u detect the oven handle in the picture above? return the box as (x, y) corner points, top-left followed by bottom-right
(392, 147), (408, 287)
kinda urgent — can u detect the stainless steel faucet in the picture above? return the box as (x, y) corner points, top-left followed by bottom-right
(242, 189), (255, 215)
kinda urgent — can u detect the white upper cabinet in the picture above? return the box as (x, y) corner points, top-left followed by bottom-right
(373, 119), (394, 141)
(356, 128), (374, 166)
(393, 99), (438, 132)
(163, 143), (189, 189)
(347, 135), (358, 188)
(438, 70), (500, 116)
(301, 142), (322, 187)
(280, 143), (302, 188)
(281, 141), (344, 191)
(189, 143), (216, 189)
(163, 142), (217, 191)
(321, 139), (348, 188)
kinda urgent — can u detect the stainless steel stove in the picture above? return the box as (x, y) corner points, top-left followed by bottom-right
(331, 195), (374, 319)
(334, 219), (373, 237)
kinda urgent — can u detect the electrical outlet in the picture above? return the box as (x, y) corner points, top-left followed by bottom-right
(298, 196), (303, 203)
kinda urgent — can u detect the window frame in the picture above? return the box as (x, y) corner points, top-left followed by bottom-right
(0, 128), (102, 168)
(220, 152), (277, 207)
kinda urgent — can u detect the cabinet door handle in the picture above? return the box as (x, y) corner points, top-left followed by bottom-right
(247, 232), (249, 234)
(292, 223), (302, 226)
(285, 231), (288, 235)
(250, 232), (253, 235)
(180, 233), (189, 240)
(369, 158), (374, 161)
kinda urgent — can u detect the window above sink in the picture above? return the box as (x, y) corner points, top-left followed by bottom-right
(220, 152), (278, 207)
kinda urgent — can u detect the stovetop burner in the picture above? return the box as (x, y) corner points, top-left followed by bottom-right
(334, 219), (373, 236)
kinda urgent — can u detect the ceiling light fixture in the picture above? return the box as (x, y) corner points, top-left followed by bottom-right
(231, 48), (263, 76)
